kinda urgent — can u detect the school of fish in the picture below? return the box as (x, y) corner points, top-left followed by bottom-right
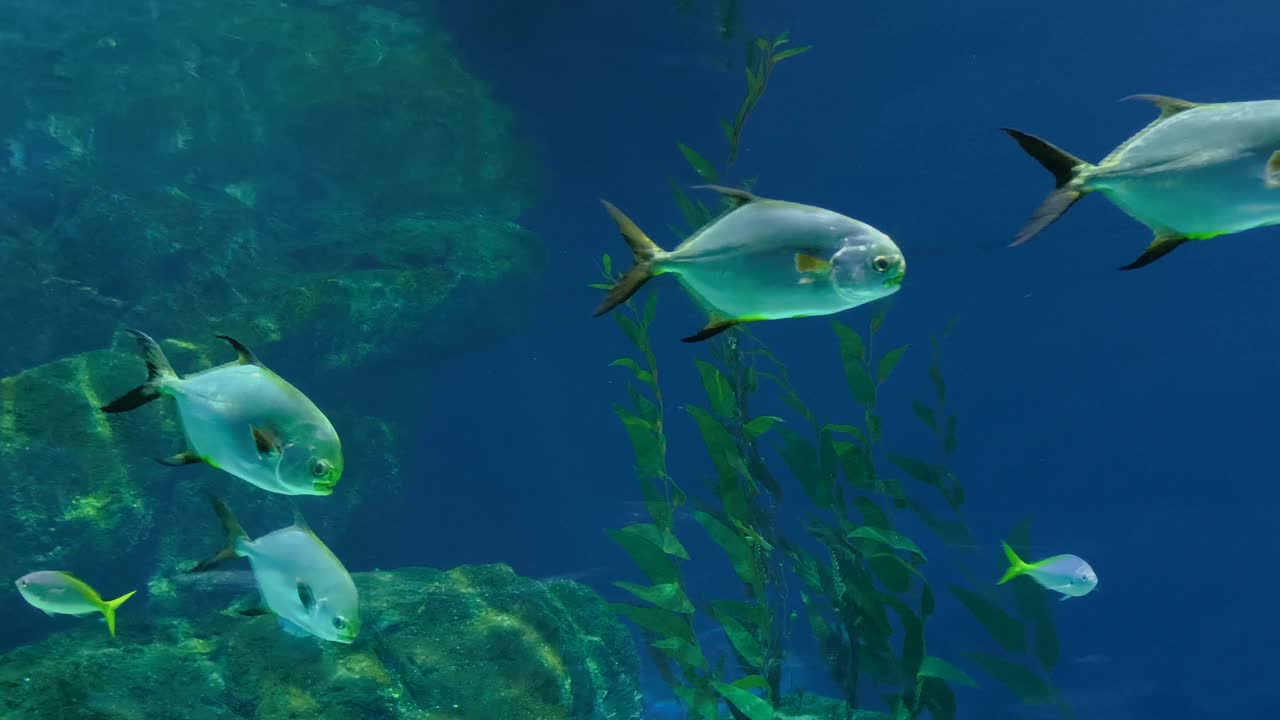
(27, 90), (1280, 639)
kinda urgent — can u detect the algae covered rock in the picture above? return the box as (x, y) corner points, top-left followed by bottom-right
(0, 565), (643, 720)
(0, 0), (543, 375)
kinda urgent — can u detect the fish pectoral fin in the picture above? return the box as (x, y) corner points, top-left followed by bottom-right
(154, 451), (204, 467)
(794, 253), (833, 275)
(691, 184), (762, 209)
(216, 335), (264, 367)
(41, 609), (55, 617)
(1118, 233), (1191, 270)
(1058, 595), (1073, 602)
(296, 580), (317, 615)
(251, 426), (283, 456)
(1266, 150), (1280, 189)
(1122, 93), (1201, 120)
(278, 617), (313, 638)
(681, 317), (741, 343)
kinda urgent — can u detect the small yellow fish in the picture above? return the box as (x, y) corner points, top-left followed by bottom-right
(15, 571), (136, 636)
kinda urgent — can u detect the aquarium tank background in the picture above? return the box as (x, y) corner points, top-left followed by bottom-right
(0, 0), (1274, 718)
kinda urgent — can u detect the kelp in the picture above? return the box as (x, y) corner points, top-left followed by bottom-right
(595, 26), (1068, 720)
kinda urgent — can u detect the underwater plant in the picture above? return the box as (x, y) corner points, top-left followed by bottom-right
(596, 29), (1072, 720)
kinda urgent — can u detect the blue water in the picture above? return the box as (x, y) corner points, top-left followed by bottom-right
(4, 0), (1280, 718)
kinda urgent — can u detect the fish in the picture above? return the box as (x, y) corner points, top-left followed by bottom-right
(1004, 93), (1280, 269)
(997, 541), (1097, 600)
(99, 329), (343, 496)
(593, 185), (906, 342)
(190, 495), (360, 643)
(14, 570), (136, 636)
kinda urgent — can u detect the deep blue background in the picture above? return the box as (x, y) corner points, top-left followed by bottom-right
(379, 0), (1280, 717)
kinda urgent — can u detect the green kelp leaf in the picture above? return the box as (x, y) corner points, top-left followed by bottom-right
(834, 323), (876, 406)
(608, 603), (694, 644)
(710, 599), (764, 628)
(711, 680), (774, 720)
(888, 455), (947, 489)
(834, 439), (874, 490)
(696, 361), (735, 419)
(950, 586), (1025, 653)
(588, 282), (611, 290)
(614, 582), (696, 614)
(854, 496), (890, 529)
(671, 180), (707, 232)
(944, 415), (958, 454)
(961, 652), (1056, 705)
(693, 510), (759, 589)
(884, 596), (924, 681)
(609, 358), (655, 387)
(918, 656), (978, 688)
(877, 345), (909, 384)
(865, 409), (883, 445)
(643, 291), (659, 328)
(602, 253), (614, 276)
(777, 427), (834, 510)
(721, 119), (734, 146)
(732, 675), (771, 693)
(744, 415), (783, 438)
(905, 500), (974, 547)
(929, 363), (947, 406)
(614, 406), (663, 480)
(850, 526), (927, 563)
(674, 683), (720, 720)
(912, 401), (938, 433)
(709, 609), (765, 668)
(652, 636), (707, 670)
(616, 314), (646, 348)
(917, 676), (958, 720)
(605, 524), (685, 586)
(922, 580), (936, 618)
(678, 142), (719, 183)
(684, 405), (749, 519)
(867, 553), (915, 593)
(773, 44), (813, 62)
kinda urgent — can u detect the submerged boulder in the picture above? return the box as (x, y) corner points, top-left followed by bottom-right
(0, 564), (643, 720)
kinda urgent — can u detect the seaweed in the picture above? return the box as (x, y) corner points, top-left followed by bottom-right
(596, 27), (1071, 720)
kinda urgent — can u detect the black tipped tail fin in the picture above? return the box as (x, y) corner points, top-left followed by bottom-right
(100, 329), (178, 414)
(1118, 234), (1191, 270)
(1001, 128), (1093, 246)
(593, 200), (666, 317)
(190, 494), (248, 573)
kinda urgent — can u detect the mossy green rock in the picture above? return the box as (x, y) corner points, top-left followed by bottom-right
(0, 0), (543, 375)
(0, 565), (642, 720)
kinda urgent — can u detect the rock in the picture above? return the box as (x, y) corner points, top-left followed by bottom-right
(0, 565), (643, 720)
(0, 0), (543, 375)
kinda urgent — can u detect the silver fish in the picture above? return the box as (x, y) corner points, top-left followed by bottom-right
(191, 496), (360, 643)
(15, 570), (136, 636)
(1005, 93), (1280, 269)
(593, 185), (905, 342)
(100, 330), (343, 496)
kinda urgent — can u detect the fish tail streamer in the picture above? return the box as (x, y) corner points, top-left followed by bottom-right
(592, 200), (666, 317)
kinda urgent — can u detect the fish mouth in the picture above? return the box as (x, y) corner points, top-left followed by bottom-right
(312, 480), (337, 495)
(883, 271), (905, 289)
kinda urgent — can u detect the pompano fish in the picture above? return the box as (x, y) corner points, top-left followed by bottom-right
(15, 570), (136, 636)
(594, 185), (906, 342)
(1005, 93), (1280, 269)
(100, 330), (343, 496)
(997, 541), (1097, 601)
(191, 496), (360, 643)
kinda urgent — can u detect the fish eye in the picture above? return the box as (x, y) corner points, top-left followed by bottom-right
(311, 459), (331, 477)
(872, 256), (893, 273)
(332, 617), (347, 630)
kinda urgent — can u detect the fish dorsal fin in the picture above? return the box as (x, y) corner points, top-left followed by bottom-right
(288, 499), (312, 533)
(216, 335), (264, 367)
(1123, 94), (1200, 120)
(691, 184), (762, 209)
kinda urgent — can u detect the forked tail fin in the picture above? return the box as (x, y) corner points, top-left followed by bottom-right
(593, 200), (666, 317)
(1001, 128), (1093, 247)
(190, 495), (250, 573)
(100, 329), (178, 413)
(997, 541), (1030, 585)
(100, 590), (136, 637)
